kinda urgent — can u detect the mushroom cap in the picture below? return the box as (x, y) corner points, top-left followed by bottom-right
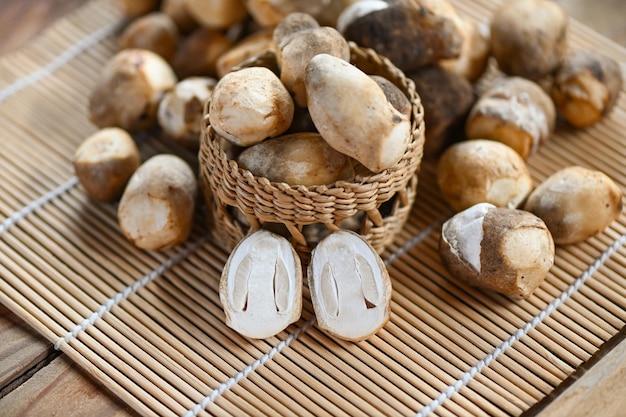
(183, 0), (248, 29)
(209, 66), (294, 147)
(305, 54), (411, 173)
(118, 12), (180, 62)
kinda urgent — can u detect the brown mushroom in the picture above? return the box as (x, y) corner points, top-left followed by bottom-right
(465, 76), (556, 159)
(436, 139), (534, 212)
(551, 49), (623, 128)
(524, 166), (623, 244)
(182, 0), (248, 29)
(173, 27), (233, 78)
(118, 12), (180, 63)
(490, 0), (568, 80)
(73, 127), (141, 203)
(337, 0), (463, 72)
(440, 202), (555, 299)
(89, 49), (178, 132)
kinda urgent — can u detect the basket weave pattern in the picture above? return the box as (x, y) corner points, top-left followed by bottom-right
(199, 43), (425, 258)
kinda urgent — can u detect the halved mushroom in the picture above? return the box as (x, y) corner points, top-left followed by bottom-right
(220, 229), (303, 339)
(308, 230), (391, 341)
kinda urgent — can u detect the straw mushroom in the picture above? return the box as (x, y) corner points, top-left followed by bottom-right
(160, 0), (198, 34)
(524, 166), (623, 245)
(305, 54), (411, 173)
(437, 139), (534, 212)
(88, 49), (177, 132)
(370, 75), (412, 119)
(173, 27), (233, 78)
(220, 229), (303, 339)
(308, 230), (392, 341)
(157, 77), (216, 149)
(440, 202), (555, 299)
(439, 17), (491, 82)
(182, 0), (248, 29)
(408, 65), (474, 158)
(117, 0), (158, 17)
(465, 76), (556, 159)
(490, 0), (568, 80)
(118, 12), (180, 63)
(236, 132), (355, 186)
(551, 50), (623, 128)
(215, 28), (275, 78)
(73, 127), (141, 203)
(117, 154), (197, 251)
(209, 66), (294, 147)
(275, 20), (350, 107)
(337, 0), (463, 72)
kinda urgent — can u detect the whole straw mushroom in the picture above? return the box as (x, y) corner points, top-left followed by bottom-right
(436, 139), (534, 212)
(118, 12), (180, 63)
(118, 154), (197, 251)
(73, 127), (141, 203)
(524, 166), (623, 244)
(440, 202), (555, 299)
(274, 14), (350, 107)
(465, 76), (556, 159)
(157, 76), (217, 149)
(173, 27), (233, 78)
(215, 28), (275, 78)
(117, 0), (158, 17)
(337, 0), (463, 72)
(305, 54), (411, 173)
(209, 66), (294, 147)
(182, 0), (248, 29)
(88, 49), (177, 132)
(490, 0), (568, 80)
(551, 49), (624, 128)
(236, 132), (355, 186)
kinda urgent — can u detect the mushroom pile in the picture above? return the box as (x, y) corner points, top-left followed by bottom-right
(73, 0), (623, 340)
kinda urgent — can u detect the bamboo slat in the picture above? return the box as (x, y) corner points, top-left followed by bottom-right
(1, 0), (626, 416)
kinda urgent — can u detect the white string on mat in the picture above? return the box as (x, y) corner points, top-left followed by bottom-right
(0, 19), (122, 104)
(414, 230), (626, 417)
(53, 235), (209, 350)
(184, 218), (444, 417)
(0, 177), (78, 236)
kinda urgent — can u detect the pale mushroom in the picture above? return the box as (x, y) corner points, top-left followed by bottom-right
(305, 54), (411, 173)
(551, 49), (623, 128)
(182, 0), (248, 29)
(117, 154), (197, 250)
(220, 229), (303, 339)
(490, 0), (568, 80)
(308, 230), (392, 341)
(118, 12), (180, 63)
(209, 66), (294, 147)
(157, 76), (217, 149)
(236, 132), (355, 186)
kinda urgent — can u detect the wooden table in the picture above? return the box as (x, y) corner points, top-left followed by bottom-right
(1, 1), (625, 417)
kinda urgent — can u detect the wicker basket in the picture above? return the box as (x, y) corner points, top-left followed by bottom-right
(199, 42), (425, 260)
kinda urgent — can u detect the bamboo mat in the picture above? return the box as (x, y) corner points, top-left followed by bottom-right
(1, 0), (626, 416)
